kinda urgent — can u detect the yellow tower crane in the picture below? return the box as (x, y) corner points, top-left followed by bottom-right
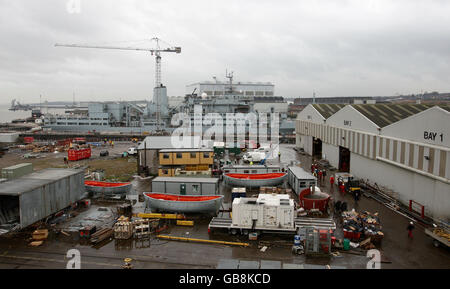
(55, 37), (181, 129)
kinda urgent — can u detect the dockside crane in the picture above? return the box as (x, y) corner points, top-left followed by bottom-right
(55, 37), (181, 129)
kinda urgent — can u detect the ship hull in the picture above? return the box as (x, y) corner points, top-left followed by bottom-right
(144, 193), (223, 214)
(224, 173), (287, 188)
(85, 181), (132, 195)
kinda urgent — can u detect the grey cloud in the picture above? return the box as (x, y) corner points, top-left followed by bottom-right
(0, 0), (449, 104)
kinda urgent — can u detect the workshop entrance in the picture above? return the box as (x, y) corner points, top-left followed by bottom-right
(312, 137), (322, 159)
(338, 146), (350, 172)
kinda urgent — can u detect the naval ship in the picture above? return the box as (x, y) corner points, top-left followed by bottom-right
(41, 77), (294, 139)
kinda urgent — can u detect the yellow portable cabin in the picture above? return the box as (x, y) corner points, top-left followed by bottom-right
(159, 149), (214, 166)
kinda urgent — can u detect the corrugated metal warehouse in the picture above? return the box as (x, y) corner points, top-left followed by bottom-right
(0, 168), (85, 229)
(296, 103), (450, 220)
(151, 177), (220, 195)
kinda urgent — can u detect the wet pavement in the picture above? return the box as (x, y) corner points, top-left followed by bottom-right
(0, 144), (449, 269)
(285, 144), (450, 269)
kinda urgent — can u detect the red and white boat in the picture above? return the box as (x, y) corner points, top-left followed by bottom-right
(144, 193), (224, 214)
(224, 172), (287, 187)
(85, 181), (132, 195)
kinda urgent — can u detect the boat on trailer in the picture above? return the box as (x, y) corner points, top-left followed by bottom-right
(85, 181), (132, 195)
(143, 193), (224, 214)
(224, 172), (287, 187)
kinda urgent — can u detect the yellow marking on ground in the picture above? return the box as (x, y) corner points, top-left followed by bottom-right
(176, 220), (194, 226)
(138, 213), (185, 220)
(157, 235), (249, 247)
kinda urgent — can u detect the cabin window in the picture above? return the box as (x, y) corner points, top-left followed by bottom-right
(190, 152), (197, 158)
(309, 182), (315, 186)
(192, 185), (200, 194)
(244, 170), (250, 174)
(300, 182), (306, 187)
(224, 170), (230, 173)
(176, 153), (182, 159)
(163, 169), (169, 174)
(272, 170), (278, 172)
(163, 153), (170, 159)
(203, 153), (209, 158)
(252, 170), (257, 174)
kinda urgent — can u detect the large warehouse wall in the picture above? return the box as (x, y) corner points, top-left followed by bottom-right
(327, 105), (379, 134)
(350, 152), (449, 220)
(297, 135), (313, 155)
(322, 143), (340, 168)
(382, 107), (450, 148)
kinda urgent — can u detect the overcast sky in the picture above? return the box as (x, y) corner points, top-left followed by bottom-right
(1, 0), (449, 104)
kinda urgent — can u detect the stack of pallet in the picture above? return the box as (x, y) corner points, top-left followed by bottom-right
(133, 219), (159, 239)
(113, 216), (134, 240)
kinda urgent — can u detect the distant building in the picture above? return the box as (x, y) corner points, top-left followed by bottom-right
(168, 96), (184, 109)
(253, 97), (288, 114)
(287, 104), (305, 118)
(294, 96), (376, 105)
(186, 81), (275, 97)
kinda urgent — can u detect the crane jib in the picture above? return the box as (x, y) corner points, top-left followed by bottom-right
(55, 38), (181, 131)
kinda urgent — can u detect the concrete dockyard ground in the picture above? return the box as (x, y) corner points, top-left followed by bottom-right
(0, 143), (448, 269)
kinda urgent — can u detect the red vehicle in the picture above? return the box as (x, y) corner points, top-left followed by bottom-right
(24, 137), (34, 144)
(68, 147), (91, 161)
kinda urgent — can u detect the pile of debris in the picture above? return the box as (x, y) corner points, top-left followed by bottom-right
(18, 143), (71, 154)
(433, 228), (450, 242)
(360, 211), (384, 244)
(91, 227), (114, 244)
(342, 210), (384, 247)
(259, 187), (293, 195)
(342, 210), (363, 241)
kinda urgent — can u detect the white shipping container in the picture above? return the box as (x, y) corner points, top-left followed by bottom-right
(0, 132), (20, 143)
(232, 194), (294, 229)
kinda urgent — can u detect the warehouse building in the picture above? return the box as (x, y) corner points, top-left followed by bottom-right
(296, 104), (345, 158)
(0, 168), (85, 231)
(296, 103), (450, 220)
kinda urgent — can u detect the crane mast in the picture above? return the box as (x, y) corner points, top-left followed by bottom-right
(55, 37), (181, 130)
